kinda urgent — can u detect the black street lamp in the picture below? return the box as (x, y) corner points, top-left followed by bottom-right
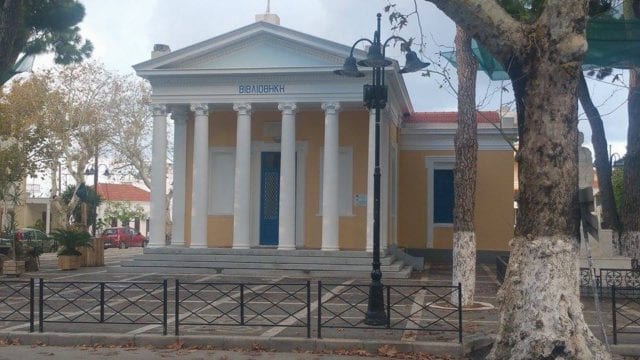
(335, 13), (429, 325)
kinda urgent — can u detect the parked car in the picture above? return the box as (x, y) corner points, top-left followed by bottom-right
(100, 227), (147, 249)
(0, 228), (57, 254)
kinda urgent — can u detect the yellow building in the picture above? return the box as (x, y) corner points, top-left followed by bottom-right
(134, 15), (516, 259)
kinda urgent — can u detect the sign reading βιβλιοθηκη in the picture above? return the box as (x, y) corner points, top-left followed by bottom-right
(238, 84), (285, 94)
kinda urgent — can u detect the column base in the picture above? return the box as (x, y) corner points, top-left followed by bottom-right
(190, 244), (208, 249)
(146, 244), (165, 249)
(233, 244), (251, 250)
(321, 245), (340, 251)
(278, 245), (296, 251)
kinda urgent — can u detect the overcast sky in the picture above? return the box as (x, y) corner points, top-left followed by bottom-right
(35, 0), (630, 156)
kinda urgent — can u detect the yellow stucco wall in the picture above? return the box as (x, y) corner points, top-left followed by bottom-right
(398, 149), (515, 251)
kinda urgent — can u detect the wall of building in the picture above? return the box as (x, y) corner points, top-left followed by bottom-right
(398, 149), (515, 251)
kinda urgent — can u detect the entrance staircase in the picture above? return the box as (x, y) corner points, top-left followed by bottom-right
(111, 247), (414, 278)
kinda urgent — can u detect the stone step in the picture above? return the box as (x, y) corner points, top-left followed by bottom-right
(143, 247), (378, 258)
(118, 259), (406, 272)
(108, 265), (413, 279)
(130, 253), (394, 266)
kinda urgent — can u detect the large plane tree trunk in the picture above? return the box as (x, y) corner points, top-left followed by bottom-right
(452, 26), (479, 307)
(426, 1), (611, 358)
(621, 70), (640, 260)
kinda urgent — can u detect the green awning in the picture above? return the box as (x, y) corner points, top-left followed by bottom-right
(441, 17), (640, 80)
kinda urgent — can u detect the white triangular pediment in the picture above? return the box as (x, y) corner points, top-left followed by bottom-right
(163, 34), (342, 70)
(134, 22), (358, 72)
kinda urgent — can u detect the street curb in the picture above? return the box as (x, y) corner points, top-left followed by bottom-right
(0, 331), (462, 356)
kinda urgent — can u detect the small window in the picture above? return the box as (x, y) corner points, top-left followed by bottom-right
(433, 169), (454, 224)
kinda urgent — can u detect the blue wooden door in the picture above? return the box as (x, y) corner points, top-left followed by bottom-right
(259, 152), (280, 245)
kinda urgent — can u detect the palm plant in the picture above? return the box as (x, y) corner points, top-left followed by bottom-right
(51, 228), (93, 256)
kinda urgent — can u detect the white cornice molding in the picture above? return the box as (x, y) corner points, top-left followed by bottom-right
(400, 127), (517, 151)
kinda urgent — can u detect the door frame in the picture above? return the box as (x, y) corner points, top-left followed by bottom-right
(251, 141), (307, 248)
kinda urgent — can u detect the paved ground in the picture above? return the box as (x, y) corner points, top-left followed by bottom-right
(0, 248), (638, 358)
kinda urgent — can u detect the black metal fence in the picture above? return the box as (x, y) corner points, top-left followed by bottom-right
(0, 278), (462, 341)
(612, 285), (640, 344)
(318, 282), (462, 342)
(579, 268), (640, 298)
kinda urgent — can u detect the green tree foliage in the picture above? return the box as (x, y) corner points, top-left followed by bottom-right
(0, 0), (93, 84)
(61, 184), (102, 226)
(612, 167), (624, 214)
(103, 201), (147, 227)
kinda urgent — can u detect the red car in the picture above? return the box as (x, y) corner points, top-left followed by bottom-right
(100, 227), (147, 249)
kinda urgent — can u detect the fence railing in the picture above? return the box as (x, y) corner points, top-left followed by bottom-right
(175, 280), (311, 337)
(612, 285), (640, 344)
(0, 279), (34, 332)
(39, 279), (168, 334)
(318, 282), (462, 342)
(0, 278), (461, 341)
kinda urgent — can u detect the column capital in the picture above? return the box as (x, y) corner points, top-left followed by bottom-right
(190, 103), (209, 116)
(278, 102), (297, 114)
(233, 102), (252, 115)
(152, 104), (167, 116)
(170, 106), (189, 124)
(321, 102), (341, 114)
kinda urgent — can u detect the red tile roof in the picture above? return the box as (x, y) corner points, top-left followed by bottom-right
(97, 183), (150, 202)
(408, 111), (500, 124)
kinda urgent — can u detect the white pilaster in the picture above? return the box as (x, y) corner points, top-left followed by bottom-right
(278, 102), (297, 250)
(170, 107), (188, 247)
(190, 103), (210, 248)
(321, 102), (341, 251)
(366, 109), (375, 252)
(149, 104), (168, 248)
(45, 200), (51, 235)
(232, 102), (252, 249)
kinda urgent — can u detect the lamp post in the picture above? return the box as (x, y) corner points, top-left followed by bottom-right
(85, 159), (111, 237)
(335, 13), (429, 325)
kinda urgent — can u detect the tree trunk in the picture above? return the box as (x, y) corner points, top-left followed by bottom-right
(489, 53), (609, 360)
(452, 26), (479, 307)
(0, 0), (26, 83)
(620, 70), (640, 260)
(577, 73), (621, 235)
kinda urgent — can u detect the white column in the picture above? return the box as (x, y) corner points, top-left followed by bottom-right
(278, 102), (297, 250)
(45, 200), (51, 235)
(321, 102), (341, 251)
(232, 102), (252, 249)
(366, 109), (375, 252)
(190, 103), (210, 248)
(170, 107), (188, 247)
(149, 104), (168, 248)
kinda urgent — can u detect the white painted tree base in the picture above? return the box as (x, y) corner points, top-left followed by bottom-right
(488, 236), (611, 360)
(452, 231), (476, 306)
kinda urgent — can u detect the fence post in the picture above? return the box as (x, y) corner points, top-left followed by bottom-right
(38, 278), (44, 333)
(29, 278), (34, 333)
(612, 285), (617, 345)
(306, 280), (311, 338)
(175, 279), (180, 336)
(100, 282), (105, 323)
(317, 281), (322, 339)
(386, 285), (391, 329)
(458, 282), (463, 343)
(240, 284), (245, 326)
(163, 279), (168, 336)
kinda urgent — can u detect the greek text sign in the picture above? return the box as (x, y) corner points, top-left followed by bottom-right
(239, 84), (285, 94)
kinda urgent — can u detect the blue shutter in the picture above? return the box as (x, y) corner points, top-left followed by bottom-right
(433, 169), (454, 223)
